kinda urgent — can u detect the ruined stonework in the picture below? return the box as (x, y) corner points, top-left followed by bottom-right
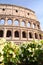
(0, 4), (43, 44)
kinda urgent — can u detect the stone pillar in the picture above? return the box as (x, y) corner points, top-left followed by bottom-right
(12, 28), (14, 40)
(32, 32), (35, 40)
(20, 29), (22, 40)
(27, 30), (28, 40)
(13, 18), (15, 26)
(19, 19), (20, 26)
(4, 28), (7, 39)
(5, 17), (8, 25)
(33, 32), (35, 40)
(30, 22), (33, 28)
(19, 19), (22, 27)
(26, 21), (28, 27)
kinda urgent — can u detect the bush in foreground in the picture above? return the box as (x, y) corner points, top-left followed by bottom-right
(0, 39), (43, 65)
(18, 40), (43, 65)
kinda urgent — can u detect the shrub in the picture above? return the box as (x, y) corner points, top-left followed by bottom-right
(18, 41), (43, 65)
(0, 39), (43, 65)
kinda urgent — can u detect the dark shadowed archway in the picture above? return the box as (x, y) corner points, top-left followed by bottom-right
(22, 31), (26, 38)
(6, 30), (12, 37)
(0, 30), (3, 37)
(29, 32), (32, 38)
(15, 31), (19, 37)
(35, 33), (38, 39)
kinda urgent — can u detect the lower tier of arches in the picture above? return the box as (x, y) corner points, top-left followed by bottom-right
(0, 27), (43, 44)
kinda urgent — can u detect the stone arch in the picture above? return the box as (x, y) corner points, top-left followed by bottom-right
(35, 33), (38, 39)
(0, 30), (4, 37)
(29, 32), (33, 38)
(21, 20), (26, 27)
(27, 22), (31, 27)
(14, 31), (19, 37)
(6, 30), (12, 37)
(22, 31), (26, 38)
(7, 19), (12, 25)
(0, 19), (5, 25)
(33, 23), (36, 28)
(14, 19), (19, 26)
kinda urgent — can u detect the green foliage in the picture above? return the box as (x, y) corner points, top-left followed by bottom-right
(0, 39), (43, 65)
(18, 41), (43, 65)
(3, 41), (20, 65)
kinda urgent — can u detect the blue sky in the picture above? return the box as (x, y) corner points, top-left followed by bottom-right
(0, 0), (43, 30)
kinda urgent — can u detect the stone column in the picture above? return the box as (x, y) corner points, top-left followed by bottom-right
(33, 32), (35, 40)
(19, 19), (22, 27)
(20, 29), (22, 40)
(12, 18), (14, 26)
(26, 21), (28, 27)
(19, 29), (21, 40)
(30, 22), (33, 28)
(4, 28), (7, 39)
(19, 19), (20, 26)
(5, 17), (8, 25)
(27, 30), (28, 41)
(12, 28), (14, 40)
(13, 18), (15, 26)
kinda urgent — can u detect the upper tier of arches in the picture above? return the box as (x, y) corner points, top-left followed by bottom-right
(0, 19), (40, 29)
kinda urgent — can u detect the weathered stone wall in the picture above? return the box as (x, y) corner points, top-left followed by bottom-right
(0, 4), (43, 44)
(0, 4), (38, 20)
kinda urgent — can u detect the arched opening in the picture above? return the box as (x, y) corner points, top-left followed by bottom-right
(14, 20), (19, 26)
(33, 23), (35, 28)
(35, 33), (38, 39)
(0, 30), (3, 37)
(6, 30), (12, 37)
(22, 31), (26, 38)
(7, 19), (12, 25)
(27, 22), (30, 27)
(37, 25), (40, 29)
(39, 34), (42, 39)
(0, 19), (5, 25)
(29, 32), (32, 38)
(15, 31), (19, 37)
(21, 21), (25, 27)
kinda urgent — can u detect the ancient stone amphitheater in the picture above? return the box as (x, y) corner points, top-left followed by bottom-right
(0, 4), (43, 44)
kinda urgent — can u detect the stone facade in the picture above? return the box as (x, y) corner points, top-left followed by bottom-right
(0, 4), (43, 44)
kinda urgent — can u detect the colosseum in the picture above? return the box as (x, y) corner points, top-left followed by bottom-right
(0, 4), (43, 44)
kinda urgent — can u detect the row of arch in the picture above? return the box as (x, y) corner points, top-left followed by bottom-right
(0, 19), (40, 29)
(0, 30), (42, 39)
